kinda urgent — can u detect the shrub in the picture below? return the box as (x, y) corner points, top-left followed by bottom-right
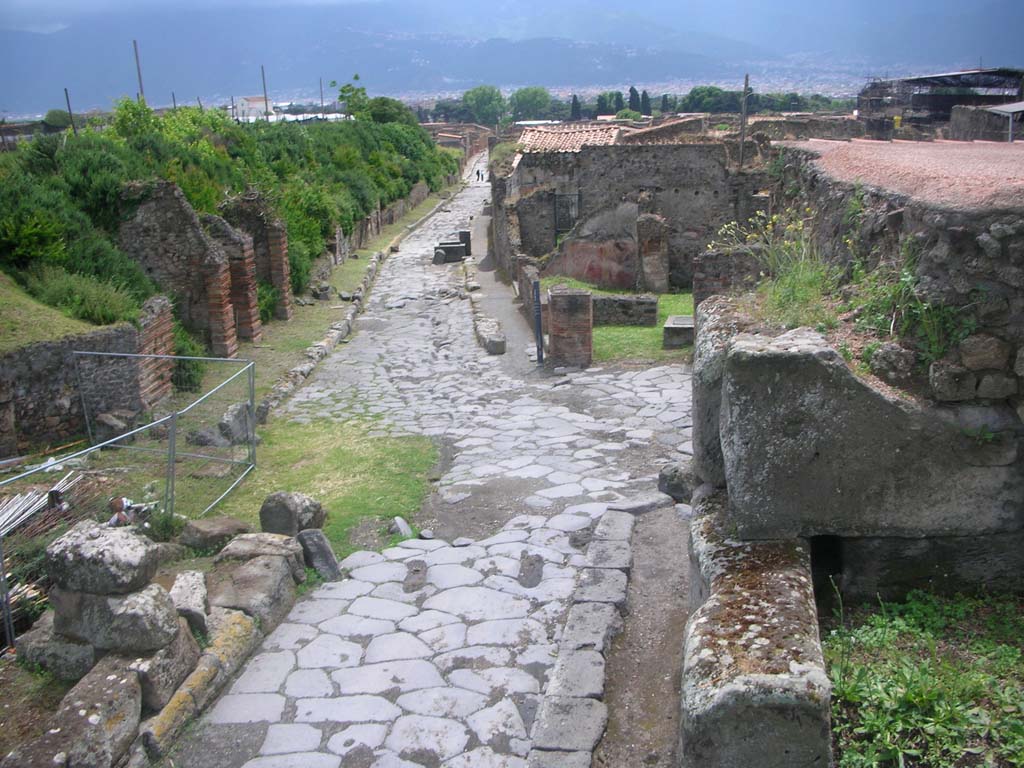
(257, 281), (279, 324)
(287, 240), (313, 295)
(23, 265), (140, 325)
(172, 323), (206, 391)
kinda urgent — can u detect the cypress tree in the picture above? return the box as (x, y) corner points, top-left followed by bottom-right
(614, 91), (625, 113)
(628, 86), (641, 112)
(640, 90), (651, 116)
(570, 95), (582, 121)
(661, 94), (671, 113)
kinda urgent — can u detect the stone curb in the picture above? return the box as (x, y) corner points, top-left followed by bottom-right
(526, 504), (640, 766)
(461, 258), (507, 355)
(255, 184), (468, 424)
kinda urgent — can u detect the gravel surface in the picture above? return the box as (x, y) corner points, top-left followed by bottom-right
(781, 139), (1024, 211)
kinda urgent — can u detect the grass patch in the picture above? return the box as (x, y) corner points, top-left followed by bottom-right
(212, 419), (437, 558)
(540, 275), (630, 297)
(0, 270), (96, 354)
(824, 590), (1024, 768)
(593, 293), (694, 363)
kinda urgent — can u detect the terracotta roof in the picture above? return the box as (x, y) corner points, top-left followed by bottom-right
(518, 124), (621, 153)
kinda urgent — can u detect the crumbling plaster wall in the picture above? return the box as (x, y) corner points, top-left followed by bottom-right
(511, 144), (766, 289)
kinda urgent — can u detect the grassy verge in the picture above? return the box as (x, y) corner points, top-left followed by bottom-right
(540, 275), (694, 362)
(823, 590), (1024, 767)
(212, 417), (437, 558)
(0, 654), (73, 758)
(0, 271), (97, 355)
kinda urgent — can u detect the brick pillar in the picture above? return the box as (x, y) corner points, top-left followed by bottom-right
(547, 288), (593, 368)
(637, 213), (670, 293)
(229, 240), (263, 342)
(136, 295), (175, 408)
(205, 261), (239, 358)
(267, 224), (294, 321)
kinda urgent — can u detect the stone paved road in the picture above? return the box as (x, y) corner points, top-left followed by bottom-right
(169, 157), (693, 768)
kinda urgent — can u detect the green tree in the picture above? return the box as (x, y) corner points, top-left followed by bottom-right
(596, 93), (611, 115)
(570, 95), (582, 121)
(433, 98), (472, 122)
(613, 91), (625, 113)
(42, 109), (71, 129)
(366, 96), (418, 126)
(111, 98), (160, 140)
(462, 85), (505, 125)
(640, 90), (651, 116)
(628, 86), (641, 113)
(616, 109), (642, 120)
(661, 94), (671, 113)
(508, 87), (552, 121)
(332, 74), (370, 118)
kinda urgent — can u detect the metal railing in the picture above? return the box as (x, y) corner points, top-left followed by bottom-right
(0, 352), (256, 648)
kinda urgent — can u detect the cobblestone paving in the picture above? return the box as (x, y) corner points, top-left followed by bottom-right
(174, 158), (693, 768)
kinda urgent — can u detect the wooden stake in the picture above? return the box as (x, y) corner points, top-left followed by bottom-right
(261, 65), (271, 120)
(133, 39), (146, 104)
(64, 87), (78, 136)
(230, 94), (236, 121)
(172, 91), (177, 110)
(320, 77), (325, 118)
(738, 73), (749, 171)
(197, 96), (203, 111)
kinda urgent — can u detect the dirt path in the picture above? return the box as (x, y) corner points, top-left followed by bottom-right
(594, 503), (691, 768)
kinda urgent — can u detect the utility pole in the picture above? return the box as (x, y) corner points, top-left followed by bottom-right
(133, 39), (146, 104)
(261, 65), (271, 120)
(197, 96), (204, 111)
(738, 73), (750, 171)
(320, 77), (325, 118)
(172, 91), (178, 110)
(230, 95), (236, 121)
(64, 87), (78, 136)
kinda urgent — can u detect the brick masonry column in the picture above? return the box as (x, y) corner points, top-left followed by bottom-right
(637, 213), (670, 293)
(136, 295), (176, 408)
(229, 240), (263, 342)
(267, 224), (294, 321)
(547, 288), (593, 368)
(205, 262), (239, 358)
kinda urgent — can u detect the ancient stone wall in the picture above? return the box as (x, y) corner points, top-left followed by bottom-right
(692, 247), (762, 308)
(778, 146), (1024, 411)
(203, 215), (262, 343)
(749, 116), (866, 141)
(0, 324), (140, 457)
(516, 189), (558, 257)
(592, 294), (658, 326)
(136, 296), (176, 409)
(220, 192), (294, 321)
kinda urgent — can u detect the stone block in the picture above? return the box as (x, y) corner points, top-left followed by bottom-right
(297, 528), (343, 581)
(657, 460), (699, 503)
(209, 555), (297, 632)
(218, 402), (255, 445)
(930, 360), (978, 401)
(662, 314), (694, 349)
(560, 602), (623, 652)
(868, 341), (916, 385)
(178, 516), (251, 552)
(1, 655), (142, 768)
(51, 584), (180, 652)
(129, 617), (201, 711)
(977, 372), (1018, 399)
(169, 570), (209, 635)
(721, 329), (1024, 538)
(681, 494), (831, 768)
(259, 491), (326, 537)
(15, 610), (97, 681)
(530, 696), (607, 752)
(591, 294), (658, 327)
(46, 520), (159, 595)
(547, 288), (592, 369)
(215, 532), (306, 584)
(959, 333), (1012, 371)
(545, 650), (605, 699)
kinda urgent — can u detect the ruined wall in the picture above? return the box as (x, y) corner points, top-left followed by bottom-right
(203, 215), (262, 343)
(692, 247), (762, 308)
(512, 145), (765, 289)
(778, 146), (1024, 410)
(0, 325), (139, 457)
(547, 289), (593, 368)
(948, 105), (1017, 142)
(592, 295), (658, 326)
(136, 296), (176, 409)
(220, 193), (294, 321)
(516, 189), (557, 257)
(749, 116), (866, 141)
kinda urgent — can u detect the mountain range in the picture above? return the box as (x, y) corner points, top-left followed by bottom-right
(1, 0), (1021, 116)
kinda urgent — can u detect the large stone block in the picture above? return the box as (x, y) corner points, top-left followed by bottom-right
(297, 528), (343, 581)
(259, 491), (326, 536)
(680, 493), (831, 768)
(1, 655), (142, 768)
(720, 329), (1024, 539)
(46, 520), (159, 595)
(128, 617), (200, 712)
(169, 569), (209, 635)
(215, 532), (306, 583)
(209, 555), (297, 632)
(15, 610), (97, 682)
(51, 584), (180, 652)
(178, 516), (251, 552)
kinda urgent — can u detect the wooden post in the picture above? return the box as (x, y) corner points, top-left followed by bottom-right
(230, 95), (236, 121)
(197, 96), (203, 111)
(320, 77), (325, 118)
(738, 73), (750, 171)
(133, 39), (146, 104)
(64, 87), (78, 136)
(172, 91), (177, 110)
(261, 65), (271, 120)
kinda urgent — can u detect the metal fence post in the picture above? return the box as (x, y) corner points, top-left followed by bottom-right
(73, 353), (96, 446)
(532, 280), (544, 365)
(164, 411), (177, 518)
(0, 537), (15, 650)
(247, 362), (257, 468)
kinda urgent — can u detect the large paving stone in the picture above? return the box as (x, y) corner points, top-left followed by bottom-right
(209, 555), (297, 632)
(296, 635), (363, 668)
(573, 568), (627, 609)
(46, 520), (158, 594)
(545, 650), (604, 699)
(51, 583), (179, 652)
(423, 586), (530, 621)
(325, 723), (388, 757)
(560, 602), (622, 652)
(384, 714), (470, 762)
(332, 659), (446, 694)
(395, 686), (489, 719)
(364, 631), (433, 662)
(531, 696), (607, 752)
(231, 650), (295, 693)
(293, 695), (401, 723)
(207, 693), (286, 724)
(259, 723), (322, 755)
